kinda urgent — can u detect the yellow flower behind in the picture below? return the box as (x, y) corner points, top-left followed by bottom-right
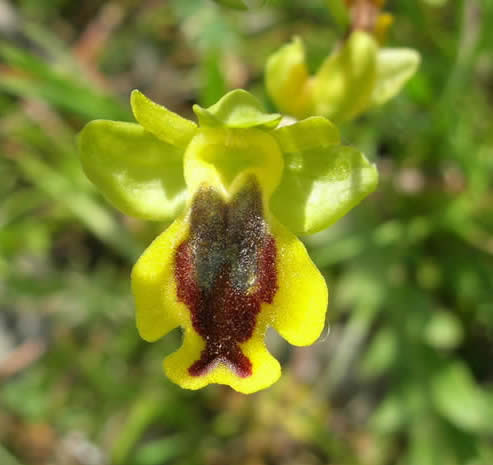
(266, 0), (420, 123)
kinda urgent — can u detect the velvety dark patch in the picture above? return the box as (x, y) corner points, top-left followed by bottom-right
(175, 178), (277, 378)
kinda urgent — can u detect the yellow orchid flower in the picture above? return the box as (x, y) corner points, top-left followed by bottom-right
(78, 89), (378, 393)
(266, 0), (420, 123)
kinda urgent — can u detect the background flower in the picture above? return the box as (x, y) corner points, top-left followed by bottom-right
(266, 0), (420, 122)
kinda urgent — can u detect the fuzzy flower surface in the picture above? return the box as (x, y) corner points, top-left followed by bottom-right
(266, 0), (420, 123)
(78, 89), (377, 393)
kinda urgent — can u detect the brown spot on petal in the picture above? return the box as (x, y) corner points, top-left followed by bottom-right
(175, 178), (277, 378)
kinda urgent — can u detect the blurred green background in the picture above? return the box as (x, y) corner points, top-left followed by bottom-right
(1, 0), (492, 464)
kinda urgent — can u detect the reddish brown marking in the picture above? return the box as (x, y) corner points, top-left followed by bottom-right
(174, 179), (277, 378)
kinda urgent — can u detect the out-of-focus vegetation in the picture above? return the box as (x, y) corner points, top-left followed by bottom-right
(1, 0), (492, 464)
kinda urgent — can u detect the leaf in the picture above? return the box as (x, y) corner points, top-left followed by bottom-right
(271, 117), (378, 234)
(130, 90), (197, 149)
(193, 89), (281, 129)
(424, 311), (463, 350)
(212, 0), (270, 9)
(212, 0), (248, 10)
(371, 392), (407, 433)
(372, 48), (421, 105)
(134, 436), (186, 465)
(407, 418), (443, 465)
(111, 391), (167, 465)
(0, 43), (129, 120)
(78, 120), (187, 221)
(431, 361), (493, 433)
(360, 327), (397, 378)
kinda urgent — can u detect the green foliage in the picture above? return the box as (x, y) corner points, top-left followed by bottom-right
(1, 0), (493, 464)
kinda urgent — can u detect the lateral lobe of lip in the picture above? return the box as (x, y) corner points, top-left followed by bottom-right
(175, 178), (277, 378)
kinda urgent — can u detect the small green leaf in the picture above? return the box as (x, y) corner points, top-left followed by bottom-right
(424, 311), (463, 350)
(212, 0), (248, 9)
(271, 118), (378, 234)
(193, 89), (281, 129)
(134, 436), (186, 465)
(360, 327), (397, 378)
(371, 392), (407, 433)
(372, 48), (421, 105)
(212, 0), (270, 9)
(408, 418), (443, 465)
(431, 361), (493, 433)
(130, 90), (197, 149)
(79, 120), (186, 221)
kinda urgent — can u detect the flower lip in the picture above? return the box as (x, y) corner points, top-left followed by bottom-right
(175, 177), (277, 378)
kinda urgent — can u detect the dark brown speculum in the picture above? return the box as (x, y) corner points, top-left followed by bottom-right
(175, 178), (277, 378)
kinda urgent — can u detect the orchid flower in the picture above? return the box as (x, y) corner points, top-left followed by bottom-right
(265, 0), (420, 123)
(78, 89), (377, 393)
